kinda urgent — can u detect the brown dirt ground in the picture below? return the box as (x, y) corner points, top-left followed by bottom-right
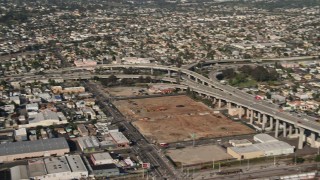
(114, 95), (254, 143)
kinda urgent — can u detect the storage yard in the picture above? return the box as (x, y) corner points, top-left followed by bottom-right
(167, 145), (233, 166)
(105, 87), (149, 97)
(114, 95), (254, 143)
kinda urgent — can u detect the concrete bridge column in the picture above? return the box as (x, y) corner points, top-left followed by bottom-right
(250, 110), (254, 124)
(283, 122), (287, 137)
(168, 70), (171, 77)
(298, 128), (305, 149)
(257, 112), (261, 123)
(269, 117), (274, 129)
(275, 119), (279, 138)
(151, 68), (154, 75)
(218, 99), (222, 108)
(227, 102), (231, 109)
(195, 78), (198, 83)
(246, 109), (250, 118)
(310, 133), (316, 148)
(288, 125), (293, 136)
(238, 106), (242, 119)
(212, 98), (217, 104)
(262, 114), (267, 130)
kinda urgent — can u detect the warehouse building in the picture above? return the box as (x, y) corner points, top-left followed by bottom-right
(254, 134), (278, 143)
(13, 155), (88, 180)
(91, 152), (114, 165)
(227, 145), (264, 160)
(77, 136), (100, 152)
(0, 137), (69, 162)
(227, 134), (294, 160)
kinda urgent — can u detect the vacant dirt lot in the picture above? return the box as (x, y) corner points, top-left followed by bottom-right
(114, 95), (254, 143)
(167, 145), (233, 166)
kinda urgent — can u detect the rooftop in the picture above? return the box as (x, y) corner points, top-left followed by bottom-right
(65, 155), (87, 172)
(44, 156), (71, 174)
(0, 137), (69, 156)
(91, 152), (113, 161)
(229, 144), (262, 154)
(254, 133), (278, 143)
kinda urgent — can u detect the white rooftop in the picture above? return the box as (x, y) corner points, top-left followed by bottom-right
(44, 156), (71, 174)
(91, 152), (113, 161)
(229, 145), (262, 154)
(254, 141), (293, 152)
(254, 133), (278, 143)
(14, 128), (27, 136)
(109, 132), (130, 144)
(65, 155), (87, 172)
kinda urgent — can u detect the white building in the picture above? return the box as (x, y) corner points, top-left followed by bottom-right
(254, 134), (278, 143)
(28, 155), (88, 180)
(254, 141), (294, 156)
(9, 96), (20, 105)
(14, 128), (27, 141)
(20, 109), (67, 128)
(91, 152), (114, 165)
(26, 103), (39, 112)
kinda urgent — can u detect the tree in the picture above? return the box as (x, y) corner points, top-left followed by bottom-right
(221, 68), (236, 79)
(315, 155), (320, 162)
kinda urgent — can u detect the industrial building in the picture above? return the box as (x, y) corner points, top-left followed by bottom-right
(0, 137), (69, 162)
(77, 136), (100, 152)
(227, 134), (294, 160)
(12, 155), (88, 180)
(229, 139), (252, 147)
(91, 152), (114, 165)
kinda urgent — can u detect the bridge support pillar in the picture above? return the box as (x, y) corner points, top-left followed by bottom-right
(257, 113), (261, 123)
(262, 114), (267, 131)
(298, 128), (305, 149)
(227, 102), (231, 109)
(250, 110), (254, 124)
(310, 133), (316, 148)
(275, 119), (279, 138)
(202, 81), (205, 85)
(151, 68), (154, 75)
(238, 106), (242, 119)
(195, 78), (198, 83)
(283, 122), (287, 137)
(288, 125), (293, 136)
(212, 98), (217, 104)
(269, 117), (273, 129)
(168, 70), (171, 77)
(218, 99), (221, 108)
(246, 109), (250, 118)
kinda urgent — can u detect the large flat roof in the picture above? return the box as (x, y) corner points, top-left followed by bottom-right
(229, 145), (262, 154)
(0, 137), (69, 156)
(44, 156), (71, 174)
(65, 155), (87, 172)
(254, 141), (294, 152)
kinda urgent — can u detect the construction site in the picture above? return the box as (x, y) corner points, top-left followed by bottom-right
(114, 95), (254, 143)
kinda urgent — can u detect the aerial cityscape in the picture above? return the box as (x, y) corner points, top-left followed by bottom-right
(0, 0), (320, 179)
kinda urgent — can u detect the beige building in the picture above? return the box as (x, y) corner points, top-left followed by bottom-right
(227, 146), (264, 160)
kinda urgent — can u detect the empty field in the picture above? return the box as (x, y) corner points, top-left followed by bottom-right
(114, 95), (254, 143)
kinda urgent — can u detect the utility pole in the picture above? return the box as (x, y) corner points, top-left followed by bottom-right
(274, 156), (276, 166)
(219, 162), (221, 172)
(213, 159), (215, 169)
(247, 159), (249, 170)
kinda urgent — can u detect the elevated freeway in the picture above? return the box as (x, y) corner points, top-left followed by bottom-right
(4, 62), (320, 148)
